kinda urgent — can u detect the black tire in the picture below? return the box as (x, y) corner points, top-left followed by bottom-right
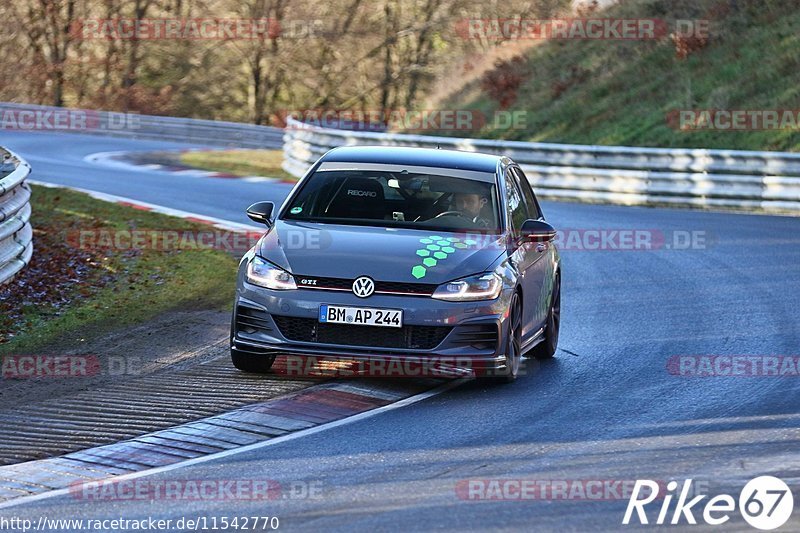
(528, 273), (560, 359)
(485, 292), (522, 384)
(231, 349), (276, 373)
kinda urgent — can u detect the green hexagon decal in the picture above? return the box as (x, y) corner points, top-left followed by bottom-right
(412, 235), (468, 279)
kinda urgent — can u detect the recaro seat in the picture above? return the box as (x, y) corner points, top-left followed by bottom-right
(326, 177), (386, 219)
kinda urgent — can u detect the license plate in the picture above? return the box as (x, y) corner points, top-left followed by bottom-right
(319, 305), (403, 328)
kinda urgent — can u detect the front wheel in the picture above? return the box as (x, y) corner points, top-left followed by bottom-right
(231, 349), (276, 373)
(488, 292), (522, 384)
(528, 273), (560, 359)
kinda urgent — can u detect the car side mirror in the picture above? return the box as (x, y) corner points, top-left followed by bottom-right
(520, 219), (557, 242)
(246, 201), (274, 226)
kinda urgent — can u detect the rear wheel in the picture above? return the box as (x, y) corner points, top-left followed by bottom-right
(529, 273), (560, 359)
(231, 349), (276, 374)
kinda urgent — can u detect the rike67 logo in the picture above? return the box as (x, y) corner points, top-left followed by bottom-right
(623, 476), (794, 530)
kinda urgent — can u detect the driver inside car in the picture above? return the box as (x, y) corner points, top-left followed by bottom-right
(452, 192), (491, 228)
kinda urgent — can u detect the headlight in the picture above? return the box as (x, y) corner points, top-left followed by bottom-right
(432, 272), (502, 302)
(246, 256), (297, 290)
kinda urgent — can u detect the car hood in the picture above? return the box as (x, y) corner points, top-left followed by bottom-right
(258, 220), (505, 284)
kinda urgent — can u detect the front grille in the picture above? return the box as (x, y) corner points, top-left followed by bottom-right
(378, 281), (437, 295)
(451, 323), (499, 350)
(235, 305), (273, 335)
(294, 276), (437, 296)
(273, 316), (451, 350)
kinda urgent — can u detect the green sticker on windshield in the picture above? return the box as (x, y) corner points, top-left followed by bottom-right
(290, 207), (303, 214)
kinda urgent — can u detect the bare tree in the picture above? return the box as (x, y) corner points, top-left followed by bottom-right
(19, 0), (80, 106)
(0, 0), (574, 121)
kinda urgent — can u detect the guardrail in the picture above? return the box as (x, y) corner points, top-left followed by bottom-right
(283, 117), (800, 214)
(0, 149), (33, 285)
(0, 102), (284, 149)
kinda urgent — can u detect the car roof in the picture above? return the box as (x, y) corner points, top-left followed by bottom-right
(320, 145), (505, 174)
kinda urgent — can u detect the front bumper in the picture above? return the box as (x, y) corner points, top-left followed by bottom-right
(232, 280), (514, 374)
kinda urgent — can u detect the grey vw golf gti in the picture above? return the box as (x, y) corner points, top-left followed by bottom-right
(231, 146), (560, 382)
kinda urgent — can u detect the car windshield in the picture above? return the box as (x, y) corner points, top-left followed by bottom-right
(282, 166), (501, 232)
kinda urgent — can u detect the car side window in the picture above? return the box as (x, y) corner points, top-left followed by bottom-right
(504, 170), (527, 232)
(513, 167), (543, 219)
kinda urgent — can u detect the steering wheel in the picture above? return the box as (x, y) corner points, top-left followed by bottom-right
(430, 192), (453, 212)
(434, 210), (470, 220)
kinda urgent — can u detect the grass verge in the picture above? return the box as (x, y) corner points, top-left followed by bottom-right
(439, 0), (800, 151)
(0, 185), (240, 354)
(181, 149), (297, 181)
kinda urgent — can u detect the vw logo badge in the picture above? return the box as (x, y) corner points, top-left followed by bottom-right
(352, 276), (375, 298)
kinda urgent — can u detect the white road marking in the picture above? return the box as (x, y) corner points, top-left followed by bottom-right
(242, 176), (277, 183)
(28, 179), (261, 233)
(83, 150), (289, 182)
(82, 151), (150, 172)
(171, 169), (219, 177)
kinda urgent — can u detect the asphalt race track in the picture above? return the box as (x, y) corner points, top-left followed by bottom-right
(0, 131), (294, 226)
(1, 131), (799, 531)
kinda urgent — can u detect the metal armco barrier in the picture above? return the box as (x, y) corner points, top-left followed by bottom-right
(282, 117), (800, 214)
(0, 102), (284, 149)
(0, 149), (32, 285)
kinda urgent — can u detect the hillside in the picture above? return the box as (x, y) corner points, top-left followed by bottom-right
(434, 0), (800, 151)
